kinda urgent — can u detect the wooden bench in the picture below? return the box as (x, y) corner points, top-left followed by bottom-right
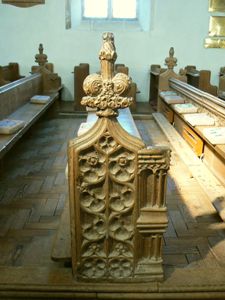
(31, 43), (62, 94)
(73, 63), (89, 111)
(185, 66), (218, 96)
(157, 47), (187, 115)
(149, 47), (187, 109)
(218, 66), (225, 100)
(153, 111), (225, 223)
(149, 64), (167, 107)
(0, 62), (24, 87)
(0, 44), (62, 160)
(0, 74), (59, 159)
(158, 78), (225, 186)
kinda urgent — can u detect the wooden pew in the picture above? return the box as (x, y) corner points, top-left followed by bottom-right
(156, 77), (225, 220)
(0, 62), (24, 87)
(185, 65), (218, 96)
(31, 43), (62, 94)
(52, 32), (170, 283)
(184, 65), (199, 88)
(149, 64), (167, 107)
(218, 66), (225, 100)
(73, 63), (89, 111)
(0, 44), (62, 160)
(158, 77), (225, 186)
(199, 70), (218, 96)
(157, 47), (187, 122)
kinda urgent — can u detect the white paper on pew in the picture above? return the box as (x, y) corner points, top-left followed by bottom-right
(203, 127), (225, 145)
(159, 91), (177, 98)
(184, 113), (215, 126)
(173, 103), (198, 114)
(0, 119), (25, 134)
(30, 95), (51, 104)
(164, 95), (185, 104)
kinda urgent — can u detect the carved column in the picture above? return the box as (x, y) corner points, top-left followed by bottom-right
(135, 148), (170, 280)
(68, 33), (170, 282)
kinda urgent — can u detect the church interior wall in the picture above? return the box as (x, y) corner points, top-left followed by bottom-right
(0, 0), (222, 102)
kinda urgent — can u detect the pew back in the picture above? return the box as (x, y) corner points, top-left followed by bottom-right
(0, 63), (24, 86)
(0, 73), (58, 159)
(0, 74), (42, 120)
(73, 63), (90, 111)
(185, 66), (218, 96)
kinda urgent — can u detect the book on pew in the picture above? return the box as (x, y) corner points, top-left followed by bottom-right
(173, 103), (198, 114)
(183, 113), (215, 126)
(159, 91), (177, 98)
(163, 95), (185, 104)
(30, 95), (51, 104)
(203, 127), (225, 145)
(0, 119), (25, 134)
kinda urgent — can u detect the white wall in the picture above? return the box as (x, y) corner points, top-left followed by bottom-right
(0, 0), (223, 101)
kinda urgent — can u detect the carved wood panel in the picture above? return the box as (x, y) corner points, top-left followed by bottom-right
(68, 32), (170, 282)
(77, 130), (138, 279)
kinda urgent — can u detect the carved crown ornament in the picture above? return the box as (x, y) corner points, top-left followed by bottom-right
(81, 32), (133, 117)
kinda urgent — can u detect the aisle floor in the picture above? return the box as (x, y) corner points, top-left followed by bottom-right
(0, 112), (225, 299)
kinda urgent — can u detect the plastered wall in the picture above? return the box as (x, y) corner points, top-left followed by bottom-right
(0, 0), (223, 101)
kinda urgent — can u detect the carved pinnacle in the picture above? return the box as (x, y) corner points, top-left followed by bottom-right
(165, 47), (177, 70)
(35, 43), (48, 66)
(81, 32), (133, 117)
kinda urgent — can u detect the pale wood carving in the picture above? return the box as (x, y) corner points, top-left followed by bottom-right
(2, 0), (44, 7)
(73, 61), (137, 112)
(68, 32), (170, 282)
(31, 44), (62, 93)
(114, 63), (137, 111)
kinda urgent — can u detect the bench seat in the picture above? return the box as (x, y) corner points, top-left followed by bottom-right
(0, 91), (58, 159)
